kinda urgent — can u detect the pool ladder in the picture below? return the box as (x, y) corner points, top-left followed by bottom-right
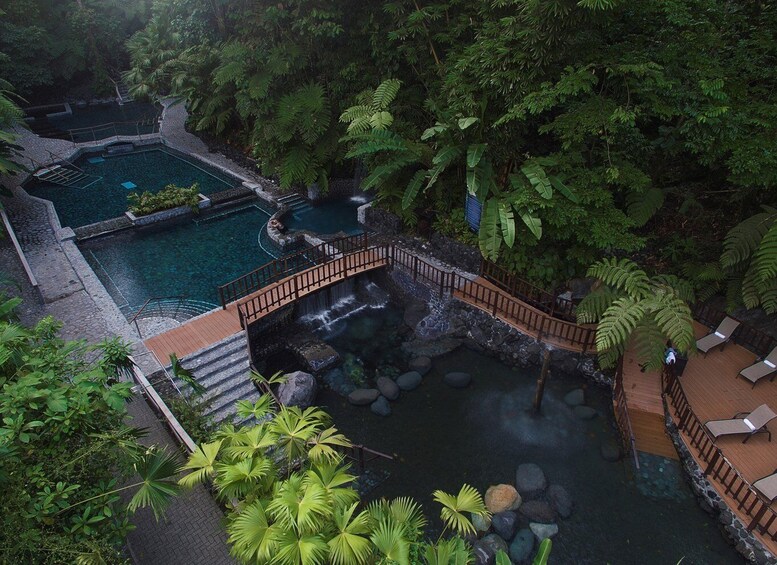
(33, 164), (100, 189)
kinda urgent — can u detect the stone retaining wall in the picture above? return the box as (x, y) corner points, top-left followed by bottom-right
(664, 410), (776, 564)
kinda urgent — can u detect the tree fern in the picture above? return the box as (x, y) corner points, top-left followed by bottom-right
(575, 286), (617, 324)
(753, 222), (777, 282)
(587, 258), (651, 299)
(402, 169), (428, 210)
(371, 79), (401, 112)
(721, 207), (776, 268)
(626, 187), (664, 227)
(595, 297), (646, 352)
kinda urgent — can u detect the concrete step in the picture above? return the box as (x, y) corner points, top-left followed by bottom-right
(207, 383), (262, 424)
(180, 332), (246, 370)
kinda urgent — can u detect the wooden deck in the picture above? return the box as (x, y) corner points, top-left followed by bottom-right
(144, 250), (389, 362)
(621, 340), (678, 459)
(666, 324), (777, 555)
(454, 277), (593, 353)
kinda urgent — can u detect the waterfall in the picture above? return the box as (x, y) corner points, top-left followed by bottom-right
(298, 279), (389, 334)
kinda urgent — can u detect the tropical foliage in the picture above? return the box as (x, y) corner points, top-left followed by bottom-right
(178, 394), (491, 565)
(123, 0), (777, 296)
(0, 294), (179, 563)
(577, 258), (696, 370)
(127, 182), (200, 216)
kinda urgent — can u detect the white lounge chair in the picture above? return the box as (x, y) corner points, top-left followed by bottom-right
(696, 316), (740, 356)
(738, 346), (777, 387)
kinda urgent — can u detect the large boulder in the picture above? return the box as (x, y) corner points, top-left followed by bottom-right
(547, 484), (573, 519)
(492, 511), (518, 541)
(515, 463), (547, 499)
(396, 371), (422, 391)
(444, 371), (472, 388)
(370, 396), (391, 417)
(472, 534), (508, 565)
(509, 529), (535, 563)
(408, 356), (432, 376)
(485, 484), (521, 514)
(376, 377), (400, 400)
(529, 522), (558, 542)
(277, 371), (317, 408)
(563, 388), (585, 407)
(519, 500), (556, 524)
(574, 405), (597, 420)
(348, 388), (380, 406)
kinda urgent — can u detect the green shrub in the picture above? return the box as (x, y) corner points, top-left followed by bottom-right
(127, 183), (201, 216)
(164, 395), (217, 445)
(432, 208), (478, 246)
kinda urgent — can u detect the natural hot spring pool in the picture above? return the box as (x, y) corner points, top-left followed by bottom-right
(25, 144), (239, 228)
(304, 302), (742, 564)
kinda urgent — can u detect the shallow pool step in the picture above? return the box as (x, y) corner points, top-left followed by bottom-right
(34, 165), (92, 187)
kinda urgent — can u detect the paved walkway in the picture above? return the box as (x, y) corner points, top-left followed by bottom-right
(2, 107), (243, 564)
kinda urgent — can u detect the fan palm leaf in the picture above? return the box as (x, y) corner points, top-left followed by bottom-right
(307, 427), (352, 464)
(227, 500), (279, 562)
(370, 518), (410, 565)
(274, 529), (329, 565)
(304, 461), (358, 509)
(127, 449), (181, 519)
(425, 537), (473, 565)
(328, 502), (373, 565)
(432, 484), (489, 537)
(178, 440), (222, 487)
(216, 456), (273, 500)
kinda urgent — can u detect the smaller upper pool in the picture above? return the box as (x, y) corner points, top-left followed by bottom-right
(27, 101), (162, 142)
(25, 144), (240, 228)
(284, 197), (367, 236)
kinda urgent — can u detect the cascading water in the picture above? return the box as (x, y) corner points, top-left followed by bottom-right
(297, 278), (389, 335)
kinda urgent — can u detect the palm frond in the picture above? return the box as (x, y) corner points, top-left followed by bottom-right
(721, 207), (776, 268)
(595, 297), (646, 352)
(432, 484), (489, 537)
(227, 501), (279, 563)
(128, 449), (181, 519)
(587, 258), (651, 299)
(178, 440), (223, 487)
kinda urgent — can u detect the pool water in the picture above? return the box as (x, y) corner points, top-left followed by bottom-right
(284, 198), (364, 236)
(49, 101), (161, 141)
(307, 302), (742, 564)
(26, 145), (239, 228)
(80, 204), (279, 311)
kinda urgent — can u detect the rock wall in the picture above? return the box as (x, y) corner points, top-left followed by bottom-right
(384, 266), (613, 389)
(363, 205), (403, 235)
(308, 178), (356, 202)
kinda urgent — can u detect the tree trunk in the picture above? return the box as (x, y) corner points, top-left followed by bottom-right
(533, 350), (551, 414)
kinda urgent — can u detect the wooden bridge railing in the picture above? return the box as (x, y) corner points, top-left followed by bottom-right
(238, 245), (389, 327)
(229, 235), (597, 352)
(612, 357), (640, 469)
(480, 259), (576, 320)
(218, 233), (369, 308)
(662, 366), (777, 542)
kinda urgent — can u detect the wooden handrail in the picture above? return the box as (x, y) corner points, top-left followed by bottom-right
(662, 366), (777, 542)
(229, 237), (597, 352)
(612, 357), (640, 469)
(480, 259), (577, 321)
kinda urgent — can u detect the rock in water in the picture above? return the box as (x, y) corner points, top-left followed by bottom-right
(485, 484), (521, 514)
(408, 356), (432, 376)
(547, 484), (573, 519)
(600, 440), (622, 462)
(563, 388), (585, 406)
(492, 511), (518, 541)
(515, 463), (547, 498)
(277, 371), (317, 408)
(321, 368), (355, 397)
(370, 396), (391, 416)
(509, 529), (535, 563)
(529, 522), (558, 542)
(473, 534), (508, 565)
(376, 376), (400, 400)
(396, 371), (422, 391)
(573, 405), (597, 420)
(472, 512), (492, 534)
(444, 371), (472, 388)
(519, 500), (556, 524)
(348, 388), (380, 406)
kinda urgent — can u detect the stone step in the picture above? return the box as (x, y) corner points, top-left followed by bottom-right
(207, 384), (263, 424)
(180, 332), (246, 370)
(194, 355), (250, 390)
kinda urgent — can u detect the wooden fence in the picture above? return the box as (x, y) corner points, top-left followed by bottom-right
(663, 366), (777, 541)
(480, 259), (576, 320)
(612, 357), (639, 468)
(225, 235), (597, 352)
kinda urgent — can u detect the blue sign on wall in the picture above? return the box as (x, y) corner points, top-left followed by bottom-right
(464, 193), (482, 232)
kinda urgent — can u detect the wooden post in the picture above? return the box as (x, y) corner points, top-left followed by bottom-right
(533, 350), (552, 414)
(413, 255), (419, 281)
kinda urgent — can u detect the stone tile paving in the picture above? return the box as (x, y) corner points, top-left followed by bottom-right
(2, 110), (246, 564)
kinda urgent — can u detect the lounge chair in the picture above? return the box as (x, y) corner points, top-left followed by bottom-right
(705, 404), (777, 443)
(696, 316), (741, 355)
(738, 346), (777, 387)
(753, 470), (777, 502)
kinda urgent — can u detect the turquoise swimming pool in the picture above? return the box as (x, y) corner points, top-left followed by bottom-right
(80, 203), (280, 312)
(26, 145), (239, 228)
